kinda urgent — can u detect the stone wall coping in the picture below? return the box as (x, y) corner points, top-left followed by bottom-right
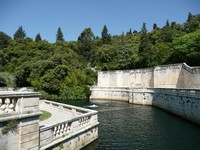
(99, 63), (184, 73)
(40, 100), (97, 114)
(0, 92), (41, 98)
(91, 86), (200, 91)
(182, 62), (200, 74)
(0, 111), (42, 122)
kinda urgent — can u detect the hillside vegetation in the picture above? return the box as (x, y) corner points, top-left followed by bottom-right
(0, 13), (200, 101)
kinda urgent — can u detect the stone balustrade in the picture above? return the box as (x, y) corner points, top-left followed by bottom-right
(53, 121), (72, 138)
(0, 91), (41, 150)
(0, 92), (41, 120)
(0, 92), (98, 150)
(0, 97), (15, 113)
(39, 100), (99, 150)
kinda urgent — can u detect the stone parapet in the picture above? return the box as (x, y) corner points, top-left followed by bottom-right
(39, 100), (99, 150)
(0, 91), (41, 150)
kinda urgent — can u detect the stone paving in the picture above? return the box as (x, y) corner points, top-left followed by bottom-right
(39, 103), (74, 127)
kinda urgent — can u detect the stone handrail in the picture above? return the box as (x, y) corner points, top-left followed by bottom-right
(0, 92), (41, 122)
(39, 100), (99, 149)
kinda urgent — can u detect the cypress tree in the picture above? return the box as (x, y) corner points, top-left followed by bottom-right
(138, 23), (152, 67)
(187, 12), (193, 22)
(101, 25), (111, 44)
(56, 27), (64, 42)
(153, 23), (158, 30)
(13, 26), (26, 40)
(127, 28), (132, 35)
(35, 33), (42, 42)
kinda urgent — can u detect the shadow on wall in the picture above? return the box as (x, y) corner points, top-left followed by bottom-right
(176, 63), (200, 89)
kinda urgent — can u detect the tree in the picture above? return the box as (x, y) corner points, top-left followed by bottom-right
(187, 12), (193, 22)
(0, 32), (12, 49)
(35, 33), (42, 42)
(170, 29), (200, 66)
(0, 74), (7, 87)
(164, 20), (170, 28)
(153, 23), (158, 30)
(127, 28), (132, 35)
(101, 25), (111, 44)
(138, 23), (153, 67)
(56, 27), (64, 42)
(77, 28), (94, 58)
(13, 26), (26, 40)
(184, 13), (200, 33)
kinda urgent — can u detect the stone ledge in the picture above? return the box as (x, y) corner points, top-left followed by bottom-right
(0, 112), (42, 122)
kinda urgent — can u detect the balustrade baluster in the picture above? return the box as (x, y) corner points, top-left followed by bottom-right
(53, 126), (57, 136)
(9, 99), (14, 112)
(64, 123), (68, 133)
(5, 98), (10, 113)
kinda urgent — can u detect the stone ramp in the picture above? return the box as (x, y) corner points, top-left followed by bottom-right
(39, 103), (74, 127)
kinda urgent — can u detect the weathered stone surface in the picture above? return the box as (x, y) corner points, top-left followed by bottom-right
(20, 123), (39, 135)
(0, 92), (99, 150)
(96, 63), (200, 89)
(20, 131), (39, 143)
(91, 63), (200, 125)
(20, 138), (39, 150)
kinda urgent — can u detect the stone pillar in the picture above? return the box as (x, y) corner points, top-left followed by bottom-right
(0, 92), (41, 150)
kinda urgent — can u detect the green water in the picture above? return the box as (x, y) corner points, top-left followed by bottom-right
(67, 100), (200, 150)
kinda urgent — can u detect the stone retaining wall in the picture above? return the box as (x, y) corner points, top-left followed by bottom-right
(91, 63), (200, 125)
(91, 87), (200, 125)
(97, 63), (200, 88)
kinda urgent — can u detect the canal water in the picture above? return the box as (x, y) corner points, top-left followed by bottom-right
(67, 101), (200, 150)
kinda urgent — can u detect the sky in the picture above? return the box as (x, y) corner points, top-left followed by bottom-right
(0, 0), (200, 42)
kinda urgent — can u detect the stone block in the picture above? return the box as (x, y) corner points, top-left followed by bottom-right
(40, 137), (53, 147)
(29, 146), (39, 150)
(21, 131), (39, 143)
(22, 97), (39, 108)
(20, 123), (39, 135)
(20, 117), (39, 126)
(20, 138), (39, 150)
(40, 129), (53, 140)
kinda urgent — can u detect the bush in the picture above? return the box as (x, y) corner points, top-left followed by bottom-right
(59, 86), (91, 100)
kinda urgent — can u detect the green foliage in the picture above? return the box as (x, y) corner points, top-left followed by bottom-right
(169, 29), (200, 65)
(56, 27), (64, 42)
(184, 13), (200, 33)
(35, 33), (42, 42)
(77, 28), (94, 59)
(0, 72), (15, 87)
(15, 62), (32, 87)
(0, 74), (6, 86)
(101, 25), (111, 44)
(2, 120), (17, 135)
(138, 23), (153, 67)
(0, 32), (12, 49)
(13, 26), (26, 40)
(59, 86), (91, 100)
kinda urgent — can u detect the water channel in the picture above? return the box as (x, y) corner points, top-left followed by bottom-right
(67, 100), (200, 150)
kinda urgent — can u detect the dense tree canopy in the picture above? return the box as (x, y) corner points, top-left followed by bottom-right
(0, 32), (12, 49)
(0, 13), (200, 102)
